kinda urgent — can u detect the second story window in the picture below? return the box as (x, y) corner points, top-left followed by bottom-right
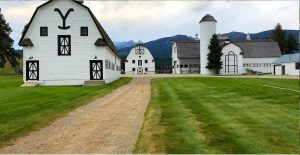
(40, 27), (48, 36)
(81, 27), (88, 36)
(145, 60), (148, 63)
(132, 60), (135, 64)
(58, 35), (71, 56)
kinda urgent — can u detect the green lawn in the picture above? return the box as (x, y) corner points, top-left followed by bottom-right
(134, 77), (299, 154)
(0, 75), (131, 147)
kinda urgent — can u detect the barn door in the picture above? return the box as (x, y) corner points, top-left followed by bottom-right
(282, 65), (285, 75)
(137, 67), (143, 74)
(225, 51), (238, 74)
(90, 60), (103, 80)
(26, 60), (39, 81)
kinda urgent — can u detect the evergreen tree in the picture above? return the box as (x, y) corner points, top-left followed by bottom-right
(206, 34), (223, 75)
(271, 23), (286, 54)
(285, 33), (299, 54)
(0, 9), (21, 68)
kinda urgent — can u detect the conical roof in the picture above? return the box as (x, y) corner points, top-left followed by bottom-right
(199, 14), (217, 23)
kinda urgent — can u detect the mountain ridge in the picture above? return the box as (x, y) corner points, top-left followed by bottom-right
(115, 30), (299, 69)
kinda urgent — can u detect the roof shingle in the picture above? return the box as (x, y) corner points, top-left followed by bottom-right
(235, 40), (281, 58)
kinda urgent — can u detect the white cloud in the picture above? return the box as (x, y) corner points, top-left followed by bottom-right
(0, 0), (298, 49)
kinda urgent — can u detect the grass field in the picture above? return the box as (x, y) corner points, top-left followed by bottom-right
(134, 77), (299, 154)
(0, 75), (131, 147)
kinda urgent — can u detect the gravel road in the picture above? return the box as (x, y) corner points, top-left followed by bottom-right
(0, 78), (151, 154)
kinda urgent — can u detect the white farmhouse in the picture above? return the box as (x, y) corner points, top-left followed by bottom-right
(19, 0), (121, 86)
(273, 53), (300, 76)
(125, 42), (155, 75)
(172, 14), (281, 75)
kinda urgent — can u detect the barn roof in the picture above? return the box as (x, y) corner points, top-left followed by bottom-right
(234, 40), (281, 58)
(179, 58), (200, 65)
(199, 14), (217, 23)
(273, 53), (300, 64)
(19, 0), (119, 58)
(175, 40), (200, 59)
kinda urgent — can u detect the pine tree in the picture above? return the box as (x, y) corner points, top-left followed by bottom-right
(0, 9), (21, 68)
(285, 33), (299, 54)
(206, 34), (223, 75)
(271, 23), (286, 54)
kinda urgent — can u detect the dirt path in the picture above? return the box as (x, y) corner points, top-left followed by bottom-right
(0, 78), (151, 154)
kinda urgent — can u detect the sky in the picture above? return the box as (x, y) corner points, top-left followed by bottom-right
(0, 0), (298, 49)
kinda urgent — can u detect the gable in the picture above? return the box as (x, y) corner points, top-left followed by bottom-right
(126, 44), (154, 60)
(19, 0), (119, 58)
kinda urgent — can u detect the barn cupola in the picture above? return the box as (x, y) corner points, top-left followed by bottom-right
(246, 32), (251, 40)
(199, 14), (217, 75)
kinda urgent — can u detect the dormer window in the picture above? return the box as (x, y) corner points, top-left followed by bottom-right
(40, 27), (48, 36)
(81, 27), (88, 36)
(58, 35), (71, 56)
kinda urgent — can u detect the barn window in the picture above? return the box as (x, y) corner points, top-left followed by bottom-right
(145, 60), (148, 63)
(40, 27), (48, 36)
(132, 60), (135, 64)
(180, 65), (183, 68)
(132, 68), (135, 71)
(81, 27), (88, 36)
(225, 51), (238, 74)
(58, 35), (71, 55)
(184, 65), (188, 68)
(145, 68), (148, 71)
(296, 62), (300, 69)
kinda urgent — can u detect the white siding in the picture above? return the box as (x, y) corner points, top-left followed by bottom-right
(220, 43), (243, 75)
(125, 45), (155, 75)
(171, 43), (180, 74)
(23, 0), (120, 85)
(273, 62), (299, 76)
(243, 57), (278, 74)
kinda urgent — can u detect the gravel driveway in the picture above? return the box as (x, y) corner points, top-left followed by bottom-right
(0, 77), (151, 154)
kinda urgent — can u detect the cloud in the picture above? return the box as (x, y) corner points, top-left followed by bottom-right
(0, 0), (298, 49)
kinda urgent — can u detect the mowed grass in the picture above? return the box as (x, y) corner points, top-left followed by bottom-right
(134, 77), (299, 154)
(0, 75), (131, 147)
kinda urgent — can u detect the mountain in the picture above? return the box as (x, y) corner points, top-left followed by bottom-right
(114, 40), (136, 49)
(224, 30), (299, 42)
(117, 30), (299, 69)
(117, 35), (194, 69)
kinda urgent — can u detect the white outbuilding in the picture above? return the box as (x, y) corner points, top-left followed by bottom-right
(273, 53), (300, 76)
(19, 0), (121, 86)
(125, 42), (155, 75)
(172, 14), (282, 75)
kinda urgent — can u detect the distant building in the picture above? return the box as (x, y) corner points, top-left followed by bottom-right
(273, 53), (300, 76)
(19, 0), (121, 86)
(172, 14), (282, 75)
(171, 40), (200, 74)
(125, 42), (155, 75)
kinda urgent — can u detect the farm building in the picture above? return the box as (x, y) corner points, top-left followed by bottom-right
(171, 40), (200, 74)
(273, 53), (300, 75)
(172, 14), (281, 75)
(124, 42), (155, 75)
(19, 0), (121, 86)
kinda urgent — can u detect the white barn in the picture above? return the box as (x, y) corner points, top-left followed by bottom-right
(125, 42), (155, 75)
(19, 0), (121, 86)
(273, 53), (300, 76)
(172, 14), (281, 75)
